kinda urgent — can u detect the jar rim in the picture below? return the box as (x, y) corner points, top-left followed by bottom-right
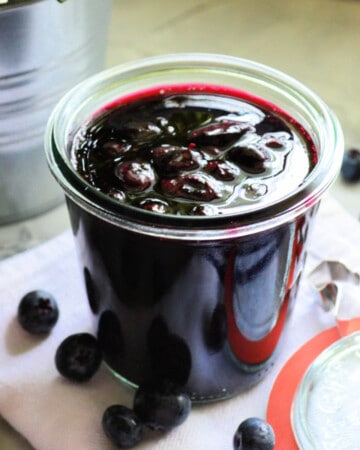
(45, 53), (343, 240)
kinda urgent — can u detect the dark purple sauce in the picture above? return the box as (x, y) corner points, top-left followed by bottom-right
(71, 84), (316, 217)
(68, 85), (317, 400)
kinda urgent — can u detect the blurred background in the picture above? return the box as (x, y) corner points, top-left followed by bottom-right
(1, 0), (359, 255)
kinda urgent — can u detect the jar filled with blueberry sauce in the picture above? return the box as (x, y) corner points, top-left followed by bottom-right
(45, 54), (343, 402)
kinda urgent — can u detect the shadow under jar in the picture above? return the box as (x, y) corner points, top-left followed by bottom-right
(45, 54), (343, 402)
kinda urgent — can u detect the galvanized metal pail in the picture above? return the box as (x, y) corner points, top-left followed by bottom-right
(0, 0), (112, 224)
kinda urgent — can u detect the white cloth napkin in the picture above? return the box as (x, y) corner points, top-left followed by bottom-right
(0, 195), (359, 450)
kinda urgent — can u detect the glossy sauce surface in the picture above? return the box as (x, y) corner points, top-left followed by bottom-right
(71, 84), (316, 217)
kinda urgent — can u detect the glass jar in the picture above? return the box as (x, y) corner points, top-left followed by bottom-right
(45, 53), (343, 401)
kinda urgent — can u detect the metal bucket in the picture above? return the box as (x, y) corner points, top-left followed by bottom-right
(0, 0), (112, 224)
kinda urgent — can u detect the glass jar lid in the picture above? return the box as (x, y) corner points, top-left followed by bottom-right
(292, 331), (360, 449)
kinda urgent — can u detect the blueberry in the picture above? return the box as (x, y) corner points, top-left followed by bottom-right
(228, 145), (271, 174)
(138, 198), (170, 214)
(147, 317), (192, 386)
(133, 381), (191, 430)
(161, 173), (221, 202)
(205, 160), (240, 181)
(189, 121), (253, 148)
(108, 187), (126, 201)
(340, 148), (360, 182)
(233, 417), (275, 450)
(102, 405), (143, 449)
(119, 120), (162, 145)
(17, 290), (59, 334)
(101, 141), (131, 159)
(153, 145), (201, 176)
(256, 115), (290, 135)
(115, 161), (155, 192)
(55, 333), (102, 382)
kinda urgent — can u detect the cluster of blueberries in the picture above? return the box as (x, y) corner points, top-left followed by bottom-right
(17, 290), (275, 450)
(341, 148), (360, 182)
(73, 92), (296, 218)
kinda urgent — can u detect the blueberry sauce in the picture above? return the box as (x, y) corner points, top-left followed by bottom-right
(70, 84), (316, 217)
(67, 84), (317, 401)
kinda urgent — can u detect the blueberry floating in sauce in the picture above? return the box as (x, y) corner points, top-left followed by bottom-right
(188, 120), (254, 148)
(137, 198), (170, 213)
(153, 145), (202, 176)
(115, 161), (155, 192)
(205, 159), (240, 181)
(119, 120), (162, 145)
(160, 173), (221, 202)
(102, 141), (131, 159)
(228, 145), (271, 174)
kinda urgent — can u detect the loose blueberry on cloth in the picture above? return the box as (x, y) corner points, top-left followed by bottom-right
(17, 290), (59, 335)
(341, 148), (360, 183)
(0, 196), (359, 449)
(233, 417), (275, 450)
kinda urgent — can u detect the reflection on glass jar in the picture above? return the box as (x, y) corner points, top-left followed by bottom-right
(67, 199), (315, 401)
